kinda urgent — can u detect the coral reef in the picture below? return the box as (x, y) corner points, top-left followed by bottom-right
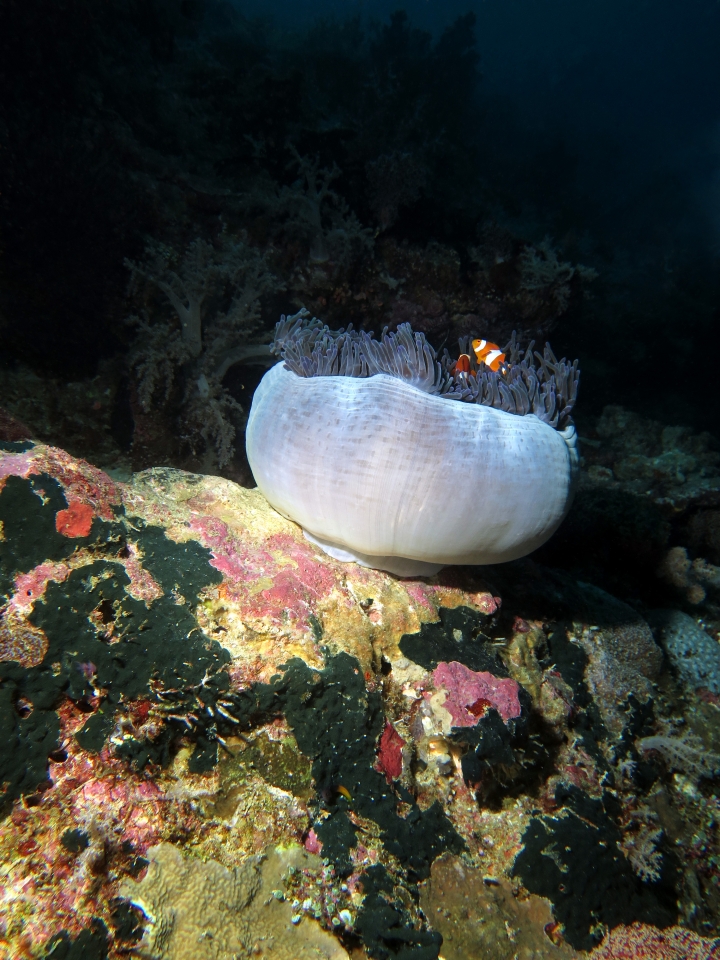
(1, 4), (719, 956)
(658, 546), (720, 606)
(1, 441), (720, 959)
(538, 404), (720, 601)
(0, 363), (131, 478)
(588, 923), (720, 960)
(420, 853), (580, 960)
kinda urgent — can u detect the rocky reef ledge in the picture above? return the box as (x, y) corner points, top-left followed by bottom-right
(1, 440), (720, 960)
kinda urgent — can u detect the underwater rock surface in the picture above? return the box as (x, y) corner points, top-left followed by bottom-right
(1, 440), (719, 959)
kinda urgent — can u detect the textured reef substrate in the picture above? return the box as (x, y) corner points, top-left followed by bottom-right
(1, 439), (720, 959)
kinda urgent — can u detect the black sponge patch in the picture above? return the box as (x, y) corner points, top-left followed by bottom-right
(512, 785), (677, 950)
(41, 918), (109, 960)
(355, 864), (443, 960)
(0, 473), (229, 814)
(220, 650), (464, 958)
(399, 606), (504, 674)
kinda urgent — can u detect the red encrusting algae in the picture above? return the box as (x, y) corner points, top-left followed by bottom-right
(376, 722), (405, 782)
(55, 501), (94, 538)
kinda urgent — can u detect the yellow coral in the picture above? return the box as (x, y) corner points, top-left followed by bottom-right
(120, 842), (349, 960)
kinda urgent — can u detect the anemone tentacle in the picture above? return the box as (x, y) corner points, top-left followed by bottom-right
(272, 313), (579, 429)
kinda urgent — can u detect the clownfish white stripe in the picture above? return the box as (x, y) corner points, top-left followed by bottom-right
(485, 349), (504, 367)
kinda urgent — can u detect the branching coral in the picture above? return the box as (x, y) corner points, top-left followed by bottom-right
(125, 234), (279, 468)
(519, 238), (598, 313)
(620, 811), (664, 883)
(243, 148), (373, 272)
(365, 150), (427, 231)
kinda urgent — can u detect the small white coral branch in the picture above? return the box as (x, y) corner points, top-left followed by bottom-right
(637, 734), (720, 780)
(620, 810), (664, 883)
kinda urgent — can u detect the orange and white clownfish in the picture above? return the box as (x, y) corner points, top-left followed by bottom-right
(471, 339), (506, 373)
(450, 353), (474, 377)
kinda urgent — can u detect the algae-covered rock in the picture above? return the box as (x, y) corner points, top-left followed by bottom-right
(0, 442), (718, 958)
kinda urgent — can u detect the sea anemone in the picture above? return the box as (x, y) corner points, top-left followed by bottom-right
(246, 311), (579, 576)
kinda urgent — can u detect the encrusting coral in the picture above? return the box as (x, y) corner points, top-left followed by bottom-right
(120, 842), (348, 960)
(588, 922), (720, 960)
(246, 313), (580, 575)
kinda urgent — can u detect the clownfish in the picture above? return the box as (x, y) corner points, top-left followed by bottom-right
(450, 353), (474, 377)
(471, 339), (506, 373)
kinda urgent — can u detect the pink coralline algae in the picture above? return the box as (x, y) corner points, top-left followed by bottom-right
(123, 542), (164, 605)
(246, 534), (341, 620)
(403, 581), (441, 615)
(12, 561), (71, 612)
(0, 450), (36, 485)
(473, 592), (502, 615)
(0, 562), (71, 666)
(590, 923), (720, 960)
(376, 722), (405, 782)
(304, 828), (323, 855)
(433, 661), (521, 725)
(0, 444), (121, 520)
(191, 516), (343, 629)
(55, 500), (95, 538)
(0, 701), (203, 951)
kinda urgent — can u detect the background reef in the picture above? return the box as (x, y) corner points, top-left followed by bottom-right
(1, 1), (720, 958)
(1, 0), (719, 476)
